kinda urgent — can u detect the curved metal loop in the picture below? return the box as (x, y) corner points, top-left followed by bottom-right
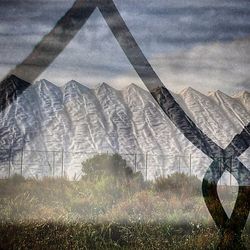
(203, 158), (250, 249)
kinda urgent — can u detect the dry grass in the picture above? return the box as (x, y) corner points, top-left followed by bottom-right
(0, 174), (249, 249)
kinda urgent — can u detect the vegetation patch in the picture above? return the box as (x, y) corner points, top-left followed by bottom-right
(0, 154), (248, 249)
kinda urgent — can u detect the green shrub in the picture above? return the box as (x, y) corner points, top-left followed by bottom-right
(82, 153), (137, 180)
(154, 173), (201, 196)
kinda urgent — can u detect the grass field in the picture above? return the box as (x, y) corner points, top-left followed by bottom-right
(0, 173), (249, 249)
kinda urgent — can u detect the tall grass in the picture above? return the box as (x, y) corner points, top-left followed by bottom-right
(0, 172), (248, 249)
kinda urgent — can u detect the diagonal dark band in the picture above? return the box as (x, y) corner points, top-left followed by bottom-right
(9, 0), (249, 165)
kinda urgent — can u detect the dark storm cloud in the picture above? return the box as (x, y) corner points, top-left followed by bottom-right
(117, 1), (250, 55)
(0, 0), (250, 90)
(1, 0), (250, 49)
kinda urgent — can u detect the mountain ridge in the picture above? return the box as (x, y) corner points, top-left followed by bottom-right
(0, 74), (242, 98)
(0, 75), (249, 182)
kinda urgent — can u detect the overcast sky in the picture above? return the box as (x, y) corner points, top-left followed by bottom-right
(0, 0), (250, 93)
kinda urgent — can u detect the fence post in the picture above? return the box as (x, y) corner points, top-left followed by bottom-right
(189, 154), (192, 176)
(145, 152), (148, 180)
(178, 156), (181, 173)
(8, 148), (12, 178)
(134, 153), (137, 172)
(230, 156), (233, 186)
(20, 148), (24, 176)
(219, 157), (222, 185)
(52, 151), (55, 177)
(61, 149), (64, 177)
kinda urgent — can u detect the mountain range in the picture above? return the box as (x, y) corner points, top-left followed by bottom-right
(0, 75), (249, 183)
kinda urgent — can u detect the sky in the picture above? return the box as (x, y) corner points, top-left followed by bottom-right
(0, 0), (250, 94)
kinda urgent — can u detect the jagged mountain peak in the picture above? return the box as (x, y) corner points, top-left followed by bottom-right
(35, 79), (59, 89)
(35, 79), (63, 100)
(208, 89), (232, 99)
(38, 79), (54, 84)
(2, 74), (23, 83)
(215, 90), (226, 95)
(127, 83), (141, 89)
(241, 90), (250, 96)
(64, 80), (90, 92)
(96, 82), (118, 94)
(233, 90), (250, 98)
(179, 87), (203, 97)
(66, 80), (81, 85)
(124, 83), (147, 93)
(63, 80), (92, 103)
(0, 74), (31, 110)
(0, 74), (31, 89)
(97, 82), (110, 88)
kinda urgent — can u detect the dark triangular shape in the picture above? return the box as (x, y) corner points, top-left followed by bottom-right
(0, 75), (31, 111)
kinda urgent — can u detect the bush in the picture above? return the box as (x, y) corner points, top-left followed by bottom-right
(82, 153), (139, 180)
(154, 173), (201, 196)
(9, 174), (26, 185)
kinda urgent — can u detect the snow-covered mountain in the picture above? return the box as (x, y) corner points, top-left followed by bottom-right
(0, 75), (249, 183)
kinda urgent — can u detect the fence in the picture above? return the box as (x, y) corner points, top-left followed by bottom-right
(0, 149), (248, 185)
